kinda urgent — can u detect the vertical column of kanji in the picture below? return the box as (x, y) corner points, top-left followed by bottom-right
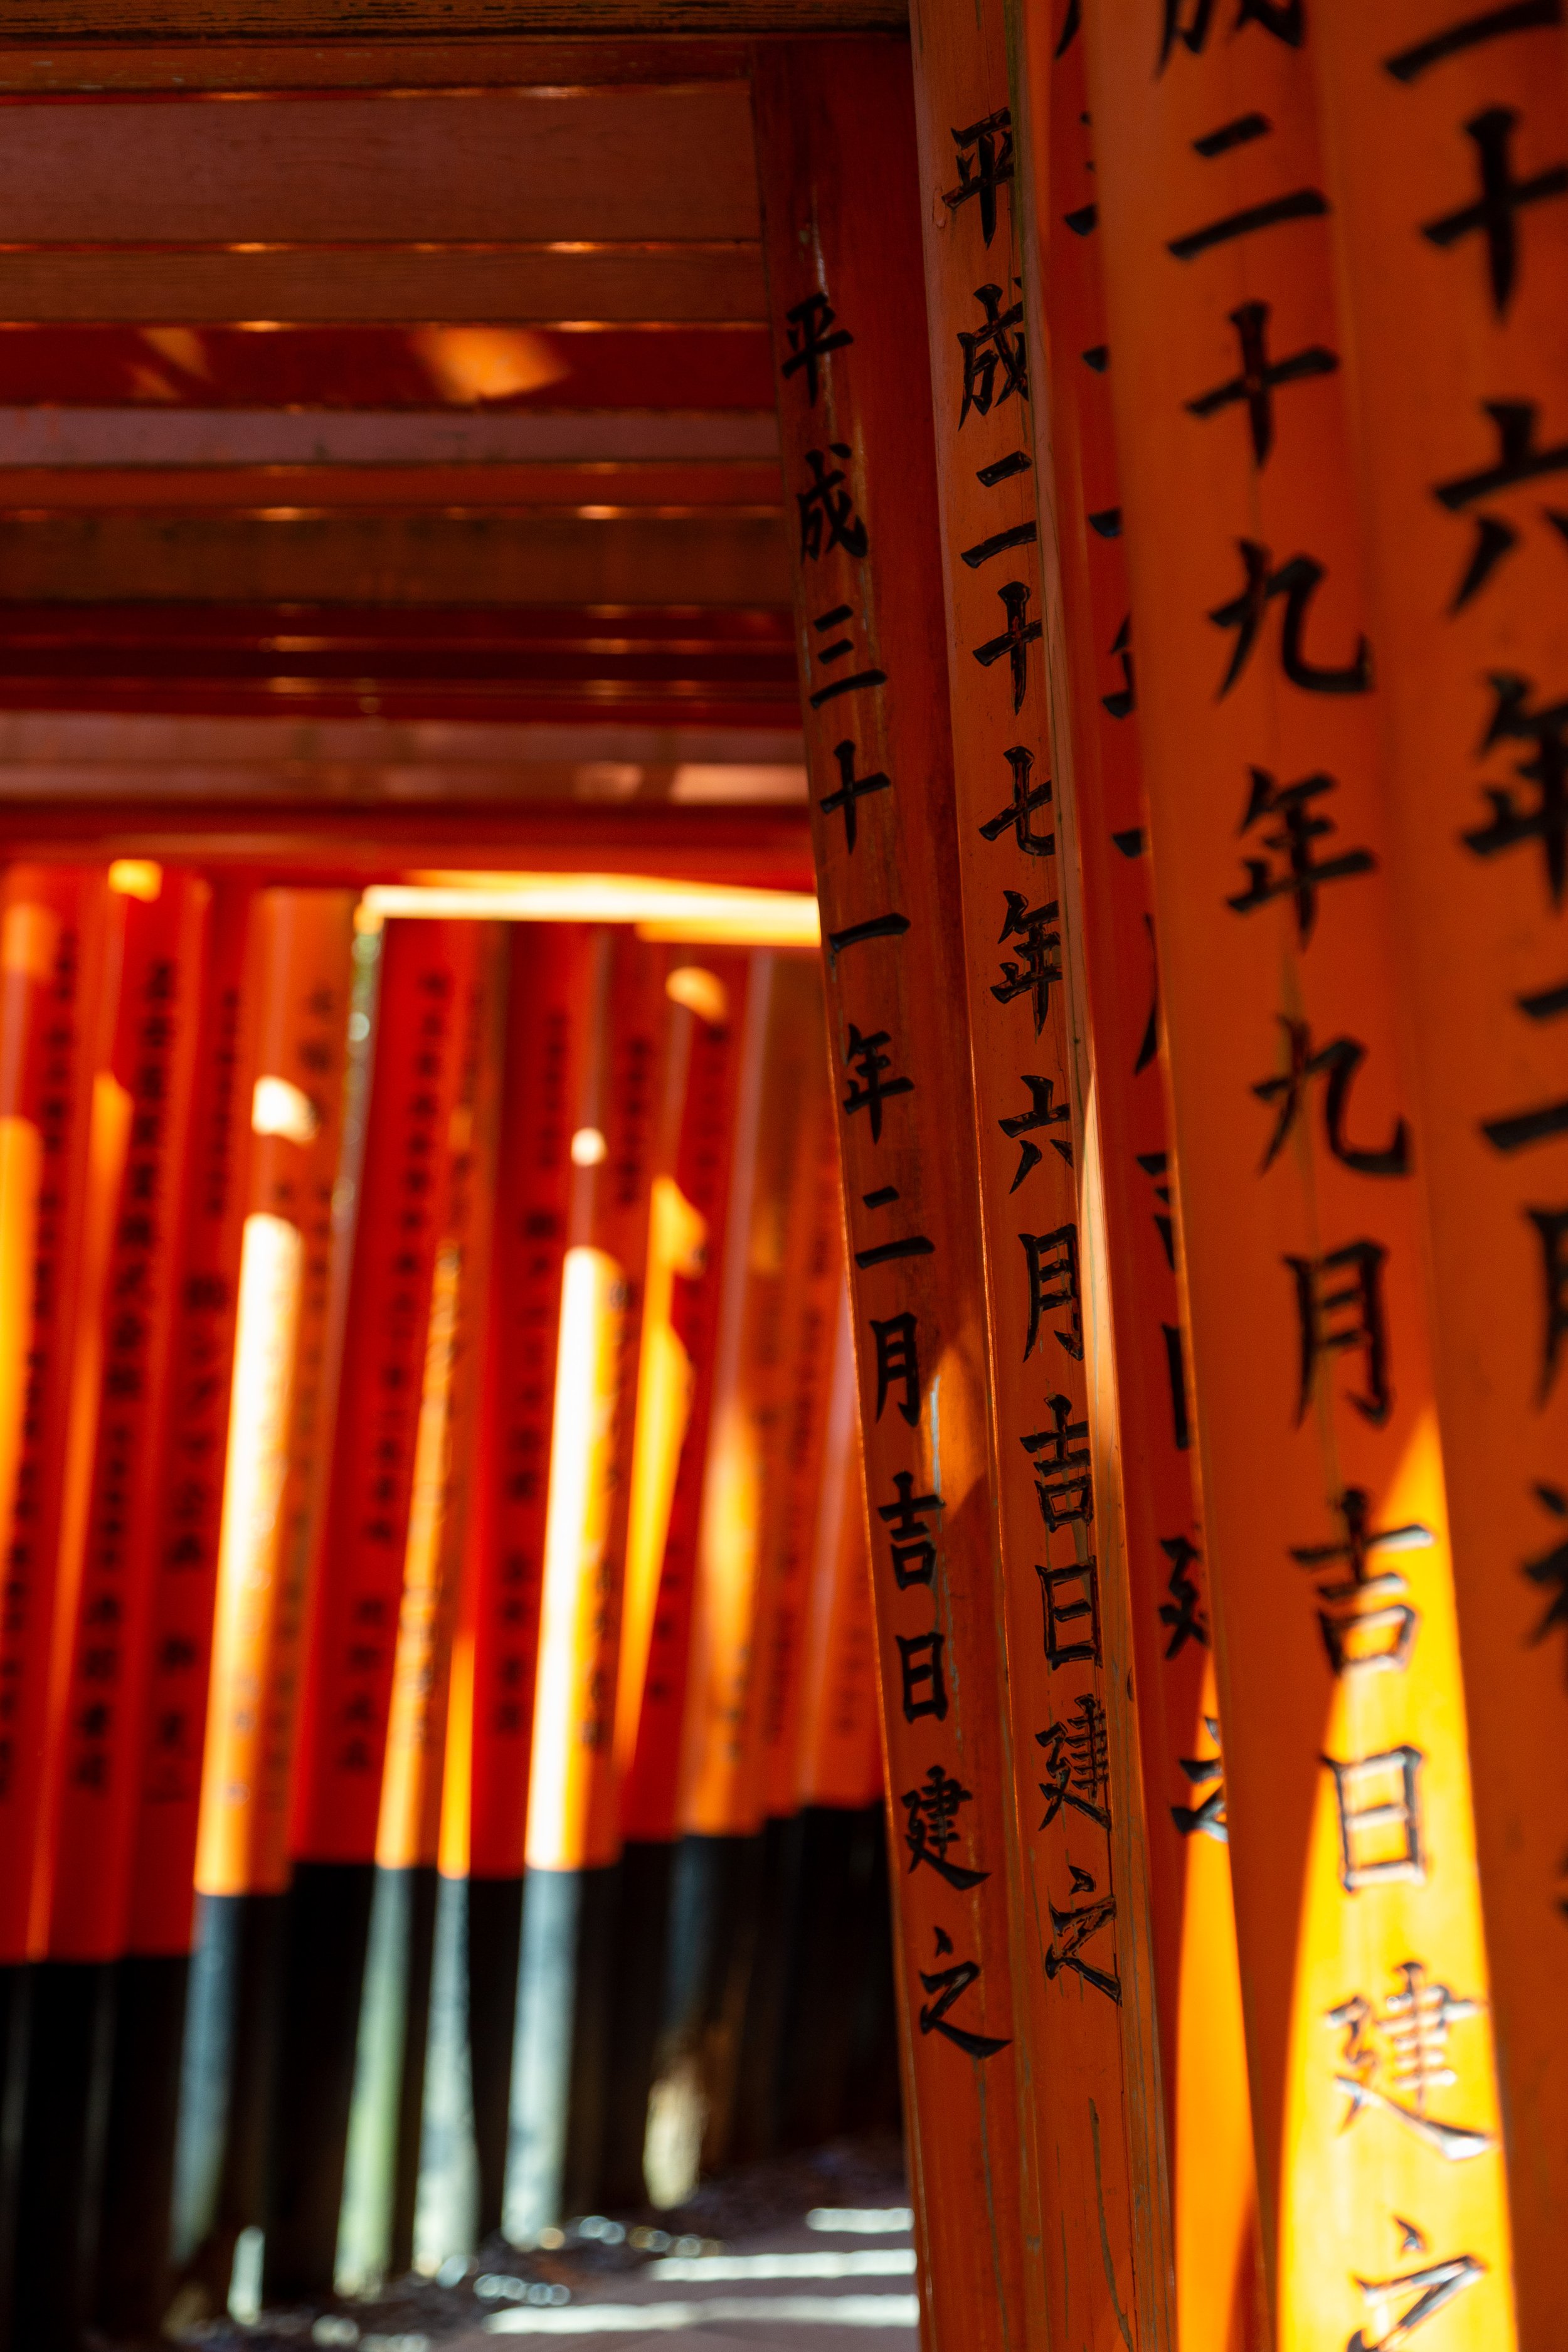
(176, 887), (355, 2302)
(267, 915), (477, 2304)
(1305, 15), (1568, 2339)
(1009, 4), (1266, 2344)
(96, 877), (258, 2343)
(1079, 5), (1518, 2347)
(464, 921), (590, 2247)
(508, 928), (668, 2242)
(751, 44), (1030, 2349)
(906, 11), (1169, 2343)
(40, 867), (208, 1964)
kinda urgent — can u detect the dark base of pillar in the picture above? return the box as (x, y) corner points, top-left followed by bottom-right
(508, 1860), (621, 2237)
(10, 1959), (113, 2352)
(387, 1862), (440, 2279)
(466, 1872), (522, 2244)
(598, 1838), (674, 2208)
(93, 1950), (189, 2339)
(263, 1860), (375, 2304)
(174, 1888), (289, 2309)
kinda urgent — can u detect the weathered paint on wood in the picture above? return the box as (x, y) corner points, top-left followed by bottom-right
(1081, 4), (1518, 2346)
(1010, 4), (1266, 2344)
(906, 4), (1172, 2346)
(753, 38), (1032, 2352)
(1308, 11), (1568, 2341)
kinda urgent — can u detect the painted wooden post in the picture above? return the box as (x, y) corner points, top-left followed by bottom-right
(1078, 4), (1518, 2346)
(176, 887), (356, 2299)
(904, 8), (1175, 2344)
(462, 921), (591, 2243)
(1301, 16), (1568, 2342)
(98, 877), (259, 2339)
(0, 867), (104, 1975)
(507, 927), (668, 2242)
(8, 865), (206, 2352)
(1009, 6), (1266, 2343)
(373, 923), (503, 2277)
(605, 949), (748, 2206)
(752, 43), (1032, 2352)
(268, 913), (480, 2301)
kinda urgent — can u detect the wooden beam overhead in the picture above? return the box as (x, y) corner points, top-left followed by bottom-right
(0, 3), (905, 39)
(0, 409), (779, 465)
(0, 246), (768, 326)
(0, 462), (784, 507)
(0, 40), (758, 90)
(0, 89), (759, 245)
(0, 510), (793, 605)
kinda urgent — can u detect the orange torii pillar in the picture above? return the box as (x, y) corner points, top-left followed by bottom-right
(780, 1287), (896, 2149)
(1306, 15), (1568, 2341)
(0, 869), (105, 2156)
(98, 877), (259, 2341)
(11, 863), (206, 2352)
(752, 45), (1032, 2351)
(1010, 4), (1265, 2343)
(904, 6), (1177, 2344)
(374, 924), (503, 2279)
(268, 915), (482, 2301)
(605, 950), (748, 2207)
(506, 929), (667, 2242)
(175, 889), (356, 2299)
(1079, 6), (1517, 2348)
(459, 923), (592, 2245)
(733, 993), (843, 2163)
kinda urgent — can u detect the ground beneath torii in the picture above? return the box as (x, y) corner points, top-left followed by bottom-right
(159, 2139), (916, 2352)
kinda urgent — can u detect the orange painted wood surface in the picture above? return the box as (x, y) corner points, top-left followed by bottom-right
(464, 923), (592, 1884)
(1305, 13), (1568, 2339)
(290, 915), (481, 1868)
(0, 866), (105, 1960)
(906, 8), (1169, 2345)
(795, 1286), (882, 1813)
(677, 952), (829, 1840)
(524, 928), (667, 1877)
(618, 954), (750, 1848)
(753, 41), (1031, 2352)
(1080, 6), (1517, 2346)
(38, 866), (208, 1961)
(194, 888), (356, 1897)
(1012, 5), (1264, 2344)
(376, 927), (504, 1874)
(127, 876), (259, 1954)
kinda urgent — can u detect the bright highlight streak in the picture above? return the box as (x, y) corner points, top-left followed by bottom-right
(647, 2252), (916, 2282)
(805, 2211), (916, 2237)
(486, 2297), (921, 2334)
(361, 874), (820, 948)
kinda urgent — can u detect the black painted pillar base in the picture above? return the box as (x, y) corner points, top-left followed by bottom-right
(10, 1959), (114, 2352)
(93, 1951), (189, 2339)
(466, 1873), (522, 2244)
(729, 1811), (805, 2165)
(388, 1862), (440, 2279)
(263, 1860), (376, 2304)
(506, 1860), (620, 2240)
(598, 1838), (674, 2209)
(172, 1888), (289, 2310)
